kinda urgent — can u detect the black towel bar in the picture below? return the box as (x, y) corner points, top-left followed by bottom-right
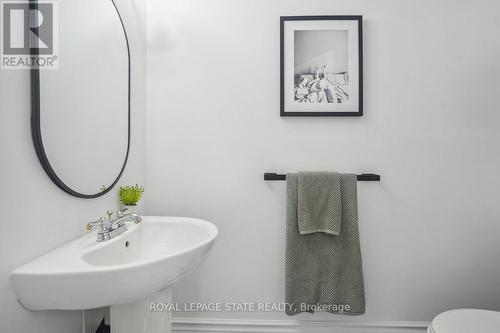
(264, 173), (381, 182)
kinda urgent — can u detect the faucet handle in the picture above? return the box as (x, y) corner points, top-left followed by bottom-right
(117, 207), (128, 218)
(106, 210), (114, 221)
(86, 217), (105, 231)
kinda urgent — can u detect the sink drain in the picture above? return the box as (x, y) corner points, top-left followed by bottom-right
(125, 241), (130, 247)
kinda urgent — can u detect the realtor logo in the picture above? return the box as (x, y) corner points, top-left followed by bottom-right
(1, 1), (58, 69)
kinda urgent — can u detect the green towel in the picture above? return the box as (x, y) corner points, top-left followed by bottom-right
(298, 171), (342, 235)
(285, 173), (365, 315)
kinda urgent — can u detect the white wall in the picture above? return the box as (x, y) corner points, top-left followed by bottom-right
(147, 0), (500, 329)
(294, 30), (348, 74)
(0, 0), (147, 332)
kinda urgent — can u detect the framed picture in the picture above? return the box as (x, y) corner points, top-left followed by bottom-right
(280, 16), (363, 117)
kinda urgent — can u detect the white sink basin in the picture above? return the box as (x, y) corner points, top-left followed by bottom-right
(11, 216), (218, 311)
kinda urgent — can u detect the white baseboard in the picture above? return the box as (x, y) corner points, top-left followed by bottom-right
(172, 317), (429, 333)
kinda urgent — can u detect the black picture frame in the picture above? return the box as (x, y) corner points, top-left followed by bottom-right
(280, 15), (363, 117)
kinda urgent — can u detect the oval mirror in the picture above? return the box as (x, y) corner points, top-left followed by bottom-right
(31, 0), (130, 198)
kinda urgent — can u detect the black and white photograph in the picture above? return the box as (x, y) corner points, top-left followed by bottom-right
(294, 30), (349, 104)
(281, 16), (363, 116)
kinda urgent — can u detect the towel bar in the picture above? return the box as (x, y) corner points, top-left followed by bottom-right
(264, 173), (381, 181)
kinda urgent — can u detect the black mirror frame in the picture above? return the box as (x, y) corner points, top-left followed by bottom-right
(30, 0), (131, 199)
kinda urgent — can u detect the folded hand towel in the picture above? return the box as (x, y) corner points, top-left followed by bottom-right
(285, 173), (365, 316)
(298, 171), (342, 235)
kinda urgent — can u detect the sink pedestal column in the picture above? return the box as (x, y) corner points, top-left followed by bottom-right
(110, 288), (172, 333)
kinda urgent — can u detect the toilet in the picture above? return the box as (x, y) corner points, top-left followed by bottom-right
(428, 309), (500, 333)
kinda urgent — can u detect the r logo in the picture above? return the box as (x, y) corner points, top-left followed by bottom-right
(2, 2), (53, 54)
(1, 1), (57, 69)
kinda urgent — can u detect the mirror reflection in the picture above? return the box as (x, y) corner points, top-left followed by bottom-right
(36, 0), (129, 197)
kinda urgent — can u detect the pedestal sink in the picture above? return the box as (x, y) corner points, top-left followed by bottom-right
(11, 216), (218, 332)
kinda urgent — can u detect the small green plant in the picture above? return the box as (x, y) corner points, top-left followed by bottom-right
(119, 184), (144, 206)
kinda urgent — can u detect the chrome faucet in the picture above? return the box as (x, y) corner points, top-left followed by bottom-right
(87, 208), (142, 242)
